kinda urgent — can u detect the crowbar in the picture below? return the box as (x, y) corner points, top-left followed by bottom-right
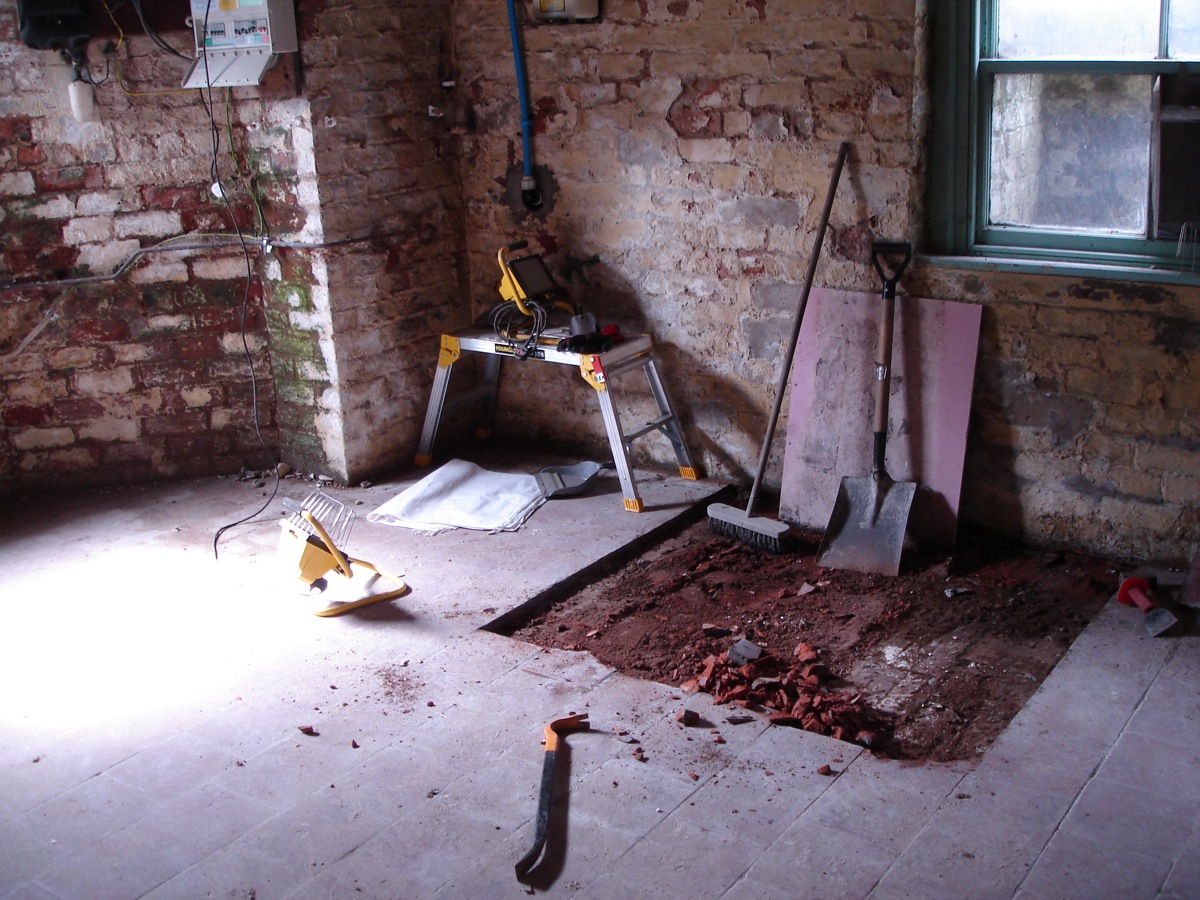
(514, 712), (590, 881)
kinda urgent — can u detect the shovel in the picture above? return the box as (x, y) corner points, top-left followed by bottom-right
(817, 242), (916, 577)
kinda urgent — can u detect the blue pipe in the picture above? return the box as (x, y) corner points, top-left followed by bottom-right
(506, 0), (543, 209)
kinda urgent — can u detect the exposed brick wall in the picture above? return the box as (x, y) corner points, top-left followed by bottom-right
(1, 1), (466, 490)
(0, 15), (281, 491)
(259, 0), (467, 483)
(909, 268), (1200, 563)
(450, 0), (1197, 562)
(2, 0), (1196, 562)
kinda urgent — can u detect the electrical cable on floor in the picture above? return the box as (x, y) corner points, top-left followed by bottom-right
(194, 5), (281, 559)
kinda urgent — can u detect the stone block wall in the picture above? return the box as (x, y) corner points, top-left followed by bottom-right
(1, 0), (1196, 562)
(910, 268), (1200, 563)
(448, 0), (1197, 562)
(451, 0), (919, 474)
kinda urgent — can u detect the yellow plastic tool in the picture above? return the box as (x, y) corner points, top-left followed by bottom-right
(278, 491), (408, 616)
(497, 242), (535, 316)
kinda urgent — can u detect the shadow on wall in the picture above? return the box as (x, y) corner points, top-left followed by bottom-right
(960, 306), (1037, 539)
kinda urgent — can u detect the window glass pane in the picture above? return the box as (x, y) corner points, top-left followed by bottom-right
(996, 0), (1160, 59)
(988, 74), (1152, 235)
(1158, 74), (1200, 238)
(1170, 4), (1200, 59)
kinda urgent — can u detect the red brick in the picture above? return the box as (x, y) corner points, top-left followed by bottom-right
(0, 116), (33, 144)
(140, 185), (205, 210)
(3, 405), (53, 427)
(34, 165), (103, 193)
(143, 410), (210, 436)
(17, 145), (46, 167)
(7, 220), (61, 249)
(53, 399), (106, 420)
(148, 334), (222, 361)
(193, 307), (246, 330)
(71, 318), (131, 344)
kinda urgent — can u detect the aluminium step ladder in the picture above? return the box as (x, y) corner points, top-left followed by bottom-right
(414, 328), (698, 511)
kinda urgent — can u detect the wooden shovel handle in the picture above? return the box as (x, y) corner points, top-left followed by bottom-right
(869, 242), (911, 473)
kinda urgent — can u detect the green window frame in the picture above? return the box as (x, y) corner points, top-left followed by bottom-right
(927, 1), (1200, 281)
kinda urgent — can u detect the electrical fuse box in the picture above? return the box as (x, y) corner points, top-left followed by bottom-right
(183, 0), (297, 89)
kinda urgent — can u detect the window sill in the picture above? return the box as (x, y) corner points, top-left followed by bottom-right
(919, 253), (1200, 288)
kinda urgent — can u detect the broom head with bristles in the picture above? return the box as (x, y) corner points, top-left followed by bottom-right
(707, 502), (795, 553)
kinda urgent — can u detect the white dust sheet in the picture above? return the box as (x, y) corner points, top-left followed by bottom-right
(367, 459), (544, 534)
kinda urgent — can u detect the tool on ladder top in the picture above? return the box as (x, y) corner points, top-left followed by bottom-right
(278, 490), (409, 616)
(491, 241), (590, 358)
(414, 239), (699, 512)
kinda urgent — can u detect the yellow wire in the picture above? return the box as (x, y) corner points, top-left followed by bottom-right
(100, 1), (266, 238)
(104, 2), (193, 97)
(223, 89), (269, 237)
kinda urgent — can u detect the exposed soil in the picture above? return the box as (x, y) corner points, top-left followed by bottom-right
(510, 519), (1120, 761)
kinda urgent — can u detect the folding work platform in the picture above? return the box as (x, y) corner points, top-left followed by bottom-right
(414, 328), (698, 511)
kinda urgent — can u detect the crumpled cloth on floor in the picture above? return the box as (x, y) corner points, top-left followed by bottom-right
(366, 459), (544, 534)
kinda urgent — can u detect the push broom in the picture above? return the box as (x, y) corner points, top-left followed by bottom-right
(708, 141), (849, 552)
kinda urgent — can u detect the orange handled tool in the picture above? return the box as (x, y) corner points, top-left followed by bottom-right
(514, 713), (590, 881)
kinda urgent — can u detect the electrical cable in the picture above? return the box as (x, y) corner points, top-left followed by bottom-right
(129, 0), (191, 61)
(0, 290), (70, 364)
(103, 0), (192, 97)
(63, 45), (109, 87)
(197, 0), (281, 559)
(9, 0), (406, 551)
(225, 89), (269, 242)
(0, 236), (248, 292)
(490, 298), (547, 360)
(0, 231), (415, 294)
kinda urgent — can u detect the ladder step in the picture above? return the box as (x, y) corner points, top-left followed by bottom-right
(622, 414), (676, 444)
(602, 354), (653, 379)
(442, 383), (495, 413)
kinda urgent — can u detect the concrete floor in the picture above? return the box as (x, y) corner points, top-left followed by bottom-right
(1, 454), (1198, 899)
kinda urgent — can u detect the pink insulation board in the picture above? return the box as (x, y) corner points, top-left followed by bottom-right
(780, 288), (982, 549)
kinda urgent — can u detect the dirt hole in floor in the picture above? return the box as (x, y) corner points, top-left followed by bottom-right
(500, 517), (1120, 761)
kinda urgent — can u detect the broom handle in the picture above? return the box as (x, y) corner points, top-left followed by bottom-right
(745, 141), (849, 517)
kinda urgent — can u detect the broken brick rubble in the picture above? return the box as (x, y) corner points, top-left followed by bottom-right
(684, 643), (892, 749)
